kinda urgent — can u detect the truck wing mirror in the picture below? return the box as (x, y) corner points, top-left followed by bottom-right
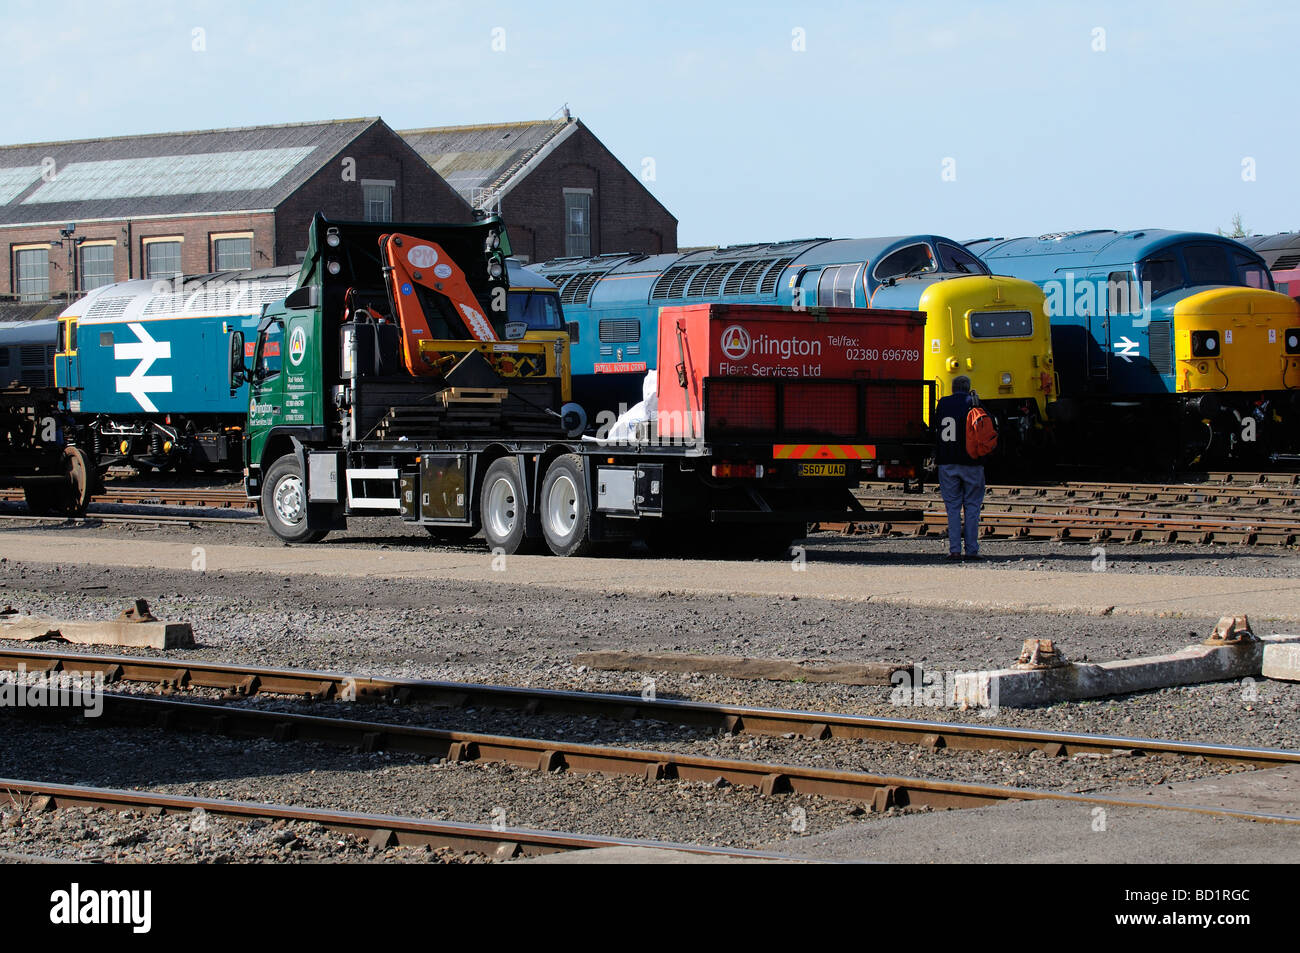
(285, 285), (320, 310)
(228, 330), (246, 390)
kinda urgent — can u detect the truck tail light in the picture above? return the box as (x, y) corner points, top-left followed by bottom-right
(877, 463), (916, 479)
(711, 462), (764, 479)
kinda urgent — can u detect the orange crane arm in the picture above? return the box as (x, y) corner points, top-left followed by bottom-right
(380, 233), (498, 376)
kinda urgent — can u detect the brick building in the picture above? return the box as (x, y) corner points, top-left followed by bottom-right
(401, 113), (677, 263)
(0, 118), (471, 302)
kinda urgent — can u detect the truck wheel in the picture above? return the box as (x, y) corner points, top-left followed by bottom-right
(540, 454), (594, 556)
(480, 457), (528, 554)
(262, 456), (327, 544)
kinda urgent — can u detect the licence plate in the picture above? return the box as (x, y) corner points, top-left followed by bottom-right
(794, 462), (847, 477)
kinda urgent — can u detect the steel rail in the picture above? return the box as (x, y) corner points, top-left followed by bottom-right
(13, 692), (1299, 825)
(854, 491), (1300, 523)
(0, 511), (255, 526)
(0, 486), (252, 510)
(0, 777), (805, 861)
(2, 648), (1295, 768)
(819, 508), (1300, 545)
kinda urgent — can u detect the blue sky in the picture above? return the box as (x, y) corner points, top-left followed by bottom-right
(2, 0), (1295, 246)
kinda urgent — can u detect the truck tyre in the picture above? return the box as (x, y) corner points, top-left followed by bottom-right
(262, 455), (328, 544)
(480, 457), (528, 555)
(540, 454), (594, 557)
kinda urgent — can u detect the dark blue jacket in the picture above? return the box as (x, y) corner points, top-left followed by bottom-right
(934, 393), (979, 467)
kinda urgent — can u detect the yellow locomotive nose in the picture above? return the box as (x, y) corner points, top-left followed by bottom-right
(1173, 287), (1300, 393)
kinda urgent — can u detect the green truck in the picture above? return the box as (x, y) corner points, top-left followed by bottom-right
(232, 215), (925, 557)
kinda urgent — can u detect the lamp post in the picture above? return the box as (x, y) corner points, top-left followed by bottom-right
(58, 223), (85, 296)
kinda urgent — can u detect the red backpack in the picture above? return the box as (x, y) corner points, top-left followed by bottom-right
(965, 405), (998, 458)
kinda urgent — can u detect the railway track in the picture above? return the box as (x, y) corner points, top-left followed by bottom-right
(4, 648), (1295, 769)
(9, 677), (1298, 827)
(846, 485), (1300, 545)
(0, 485), (252, 510)
(0, 777), (796, 862)
(0, 511), (253, 526)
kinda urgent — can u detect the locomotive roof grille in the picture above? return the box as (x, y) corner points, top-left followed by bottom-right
(759, 257), (795, 295)
(685, 262), (727, 297)
(702, 262), (738, 296)
(563, 271), (605, 304)
(724, 258), (772, 295)
(1275, 254), (1300, 271)
(83, 295), (134, 321)
(650, 264), (698, 300)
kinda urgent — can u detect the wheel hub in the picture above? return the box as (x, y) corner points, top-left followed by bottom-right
(274, 475), (306, 525)
(545, 474), (579, 541)
(485, 477), (518, 539)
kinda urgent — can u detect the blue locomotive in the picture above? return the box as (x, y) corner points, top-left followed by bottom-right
(53, 267), (300, 470)
(534, 236), (1056, 454)
(47, 260), (562, 472)
(966, 230), (1300, 463)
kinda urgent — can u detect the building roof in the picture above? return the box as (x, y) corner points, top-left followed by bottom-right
(0, 118), (383, 227)
(399, 118), (576, 205)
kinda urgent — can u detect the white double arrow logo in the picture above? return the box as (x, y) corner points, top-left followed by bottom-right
(114, 322), (172, 412)
(1113, 336), (1139, 363)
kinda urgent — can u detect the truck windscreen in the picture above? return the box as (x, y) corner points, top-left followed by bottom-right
(509, 290), (564, 331)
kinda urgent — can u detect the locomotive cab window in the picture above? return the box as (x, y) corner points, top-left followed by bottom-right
(1183, 244), (1235, 286)
(873, 243), (936, 282)
(969, 310), (1034, 339)
(1233, 251), (1274, 290)
(57, 319), (77, 353)
(1138, 254), (1181, 299)
(937, 243), (988, 275)
(1107, 271), (1139, 315)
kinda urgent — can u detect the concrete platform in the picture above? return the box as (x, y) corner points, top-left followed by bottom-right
(3, 532), (1300, 620)
(762, 766), (1300, 863)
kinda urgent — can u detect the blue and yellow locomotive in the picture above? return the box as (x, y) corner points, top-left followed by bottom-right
(50, 260), (564, 472)
(535, 236), (1056, 456)
(967, 230), (1300, 464)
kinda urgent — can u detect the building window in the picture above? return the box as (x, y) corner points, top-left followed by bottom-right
(362, 180), (394, 222)
(213, 236), (252, 271)
(565, 190), (591, 258)
(80, 244), (115, 291)
(14, 247), (50, 301)
(144, 240), (182, 280)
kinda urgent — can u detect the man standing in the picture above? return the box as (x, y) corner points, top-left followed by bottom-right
(934, 376), (986, 561)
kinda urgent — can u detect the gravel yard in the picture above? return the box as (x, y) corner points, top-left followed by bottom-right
(2, 522), (1297, 863)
